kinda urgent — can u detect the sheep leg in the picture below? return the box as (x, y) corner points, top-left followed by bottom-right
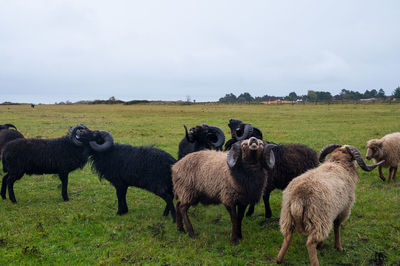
(392, 167), (398, 180)
(180, 203), (195, 237)
(115, 185), (128, 215)
(1, 174), (8, 199)
(306, 235), (320, 266)
(226, 205), (239, 244)
(276, 232), (293, 264)
(176, 201), (185, 232)
(7, 175), (19, 203)
(58, 173), (69, 201)
(334, 220), (343, 251)
(263, 190), (273, 218)
(378, 165), (385, 181)
(162, 194), (176, 223)
(237, 204), (246, 239)
(245, 204), (255, 217)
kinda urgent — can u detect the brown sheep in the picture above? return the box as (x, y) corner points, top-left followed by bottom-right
(366, 132), (400, 182)
(172, 137), (276, 244)
(276, 144), (384, 266)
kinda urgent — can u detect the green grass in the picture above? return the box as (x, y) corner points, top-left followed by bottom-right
(0, 103), (399, 265)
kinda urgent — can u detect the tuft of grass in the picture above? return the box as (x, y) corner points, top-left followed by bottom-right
(0, 103), (399, 264)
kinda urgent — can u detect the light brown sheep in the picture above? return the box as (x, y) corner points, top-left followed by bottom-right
(276, 144), (384, 266)
(172, 137), (276, 244)
(366, 132), (400, 182)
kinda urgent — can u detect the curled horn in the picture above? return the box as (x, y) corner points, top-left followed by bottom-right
(319, 144), (342, 163)
(208, 126), (225, 148)
(344, 145), (385, 172)
(236, 124), (253, 141)
(252, 126), (263, 139)
(69, 124), (87, 146)
(89, 131), (114, 152)
(227, 142), (241, 168)
(184, 125), (194, 143)
(263, 143), (277, 169)
(3, 124), (17, 130)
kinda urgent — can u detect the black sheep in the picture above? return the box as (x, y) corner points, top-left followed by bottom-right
(0, 124), (24, 160)
(1, 124), (91, 203)
(178, 124), (225, 160)
(246, 142), (319, 218)
(86, 130), (177, 222)
(224, 119), (263, 150)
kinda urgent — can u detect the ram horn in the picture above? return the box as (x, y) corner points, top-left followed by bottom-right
(89, 131), (114, 152)
(184, 125), (194, 143)
(3, 124), (17, 130)
(69, 124), (87, 146)
(319, 144), (342, 163)
(208, 126), (225, 149)
(227, 142), (241, 168)
(263, 143), (277, 169)
(236, 124), (253, 141)
(344, 145), (385, 171)
(252, 126), (263, 139)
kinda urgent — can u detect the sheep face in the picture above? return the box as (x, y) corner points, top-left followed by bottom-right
(366, 139), (383, 161)
(227, 137), (275, 169)
(228, 119), (244, 139)
(73, 128), (98, 145)
(188, 124), (209, 143)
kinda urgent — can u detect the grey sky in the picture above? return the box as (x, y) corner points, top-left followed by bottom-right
(1, 0), (399, 103)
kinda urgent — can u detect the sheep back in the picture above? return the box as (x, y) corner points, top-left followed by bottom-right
(2, 137), (89, 175)
(90, 144), (176, 196)
(280, 162), (357, 241)
(266, 144), (318, 190)
(172, 150), (266, 207)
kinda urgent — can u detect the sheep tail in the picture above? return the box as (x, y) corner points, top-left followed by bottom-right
(289, 200), (306, 235)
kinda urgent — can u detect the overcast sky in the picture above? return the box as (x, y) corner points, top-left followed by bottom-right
(1, 1), (399, 103)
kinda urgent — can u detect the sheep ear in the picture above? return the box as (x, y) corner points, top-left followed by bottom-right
(227, 142), (241, 168)
(263, 143), (277, 169)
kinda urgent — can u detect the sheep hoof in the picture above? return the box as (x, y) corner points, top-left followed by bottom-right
(335, 246), (344, 252)
(380, 176), (386, 181)
(116, 210), (128, 216)
(177, 227), (185, 233)
(63, 198), (69, 202)
(231, 239), (239, 245)
(1, 195), (6, 200)
(276, 258), (283, 264)
(265, 213), (272, 219)
(245, 212), (253, 217)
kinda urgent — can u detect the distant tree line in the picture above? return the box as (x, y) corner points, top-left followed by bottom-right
(219, 87), (400, 103)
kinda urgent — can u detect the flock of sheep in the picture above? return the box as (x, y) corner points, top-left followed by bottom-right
(0, 120), (399, 265)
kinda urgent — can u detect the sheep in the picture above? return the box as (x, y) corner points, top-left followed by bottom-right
(224, 119), (263, 150)
(172, 137), (276, 244)
(366, 132), (400, 182)
(178, 124), (225, 160)
(1, 124), (91, 203)
(276, 144), (384, 266)
(246, 142), (319, 218)
(0, 124), (24, 160)
(85, 130), (177, 222)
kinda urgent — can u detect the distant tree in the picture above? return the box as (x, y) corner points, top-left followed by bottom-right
(393, 86), (400, 98)
(316, 91), (332, 102)
(237, 92), (254, 102)
(288, 92), (297, 101)
(377, 89), (385, 98)
(219, 93), (237, 103)
(307, 90), (317, 102)
(109, 96), (116, 101)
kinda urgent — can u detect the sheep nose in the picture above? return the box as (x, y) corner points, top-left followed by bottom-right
(249, 137), (258, 145)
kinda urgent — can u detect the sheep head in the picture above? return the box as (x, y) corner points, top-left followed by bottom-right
(228, 118), (262, 141)
(319, 144), (384, 171)
(366, 139), (384, 161)
(184, 124), (225, 149)
(227, 137), (275, 169)
(69, 124), (89, 146)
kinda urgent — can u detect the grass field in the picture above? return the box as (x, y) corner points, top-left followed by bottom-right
(0, 103), (399, 265)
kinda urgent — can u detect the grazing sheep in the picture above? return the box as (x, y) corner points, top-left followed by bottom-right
(276, 144), (384, 266)
(0, 124), (24, 160)
(1, 124), (92, 203)
(246, 142), (318, 218)
(224, 119), (263, 150)
(87, 130), (177, 221)
(172, 137), (276, 244)
(178, 124), (225, 160)
(366, 132), (400, 182)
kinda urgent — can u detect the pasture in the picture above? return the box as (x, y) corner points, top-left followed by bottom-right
(0, 103), (399, 265)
